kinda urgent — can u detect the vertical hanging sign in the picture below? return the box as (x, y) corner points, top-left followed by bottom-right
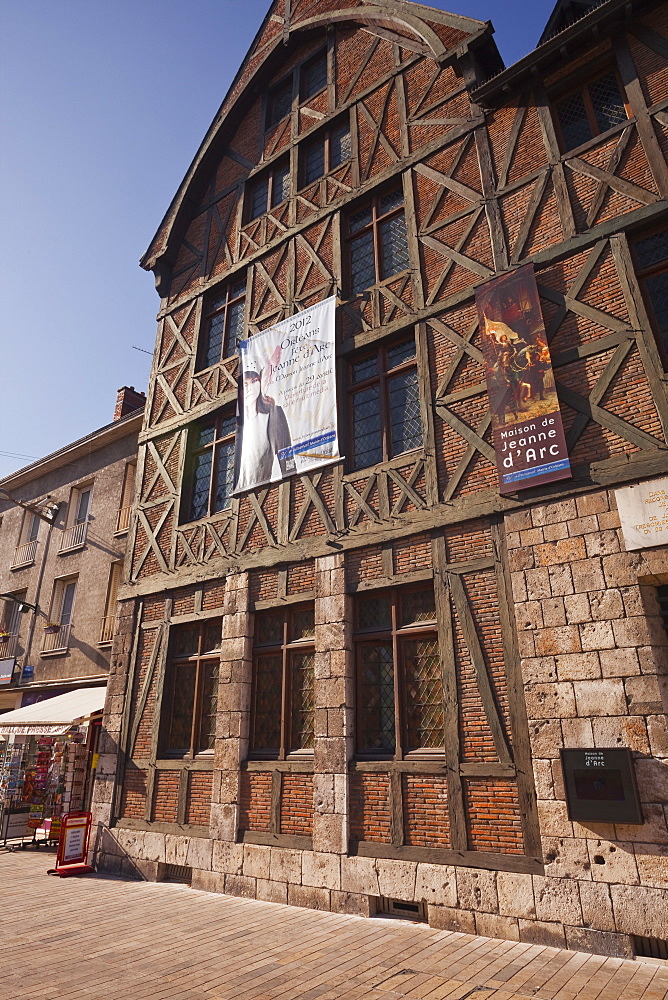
(475, 263), (571, 494)
(234, 296), (338, 493)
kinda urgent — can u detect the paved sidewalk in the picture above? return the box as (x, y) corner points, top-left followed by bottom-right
(1, 849), (667, 1000)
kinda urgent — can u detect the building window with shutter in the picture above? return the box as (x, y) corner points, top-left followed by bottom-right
(346, 188), (410, 296)
(116, 462), (136, 534)
(633, 229), (668, 369)
(553, 69), (628, 151)
(355, 587), (441, 758)
(348, 335), (423, 471)
(198, 277), (246, 370)
(100, 562), (123, 645)
(250, 605), (315, 759)
(300, 118), (351, 187)
(60, 484), (92, 552)
(160, 620), (221, 757)
(182, 410), (236, 523)
(43, 576), (77, 653)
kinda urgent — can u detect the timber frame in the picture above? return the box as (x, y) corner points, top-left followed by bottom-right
(102, 0), (668, 892)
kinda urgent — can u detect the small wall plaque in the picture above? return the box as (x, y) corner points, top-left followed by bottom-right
(615, 478), (668, 550)
(560, 748), (643, 824)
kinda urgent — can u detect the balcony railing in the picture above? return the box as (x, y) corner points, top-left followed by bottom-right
(59, 520), (89, 552)
(41, 623), (72, 653)
(99, 615), (116, 644)
(0, 634), (20, 657)
(115, 505), (132, 534)
(11, 539), (38, 568)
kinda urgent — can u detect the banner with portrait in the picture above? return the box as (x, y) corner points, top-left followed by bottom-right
(475, 264), (571, 495)
(234, 296), (339, 493)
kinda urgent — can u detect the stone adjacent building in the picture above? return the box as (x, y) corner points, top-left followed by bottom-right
(93, 0), (668, 959)
(0, 387), (144, 710)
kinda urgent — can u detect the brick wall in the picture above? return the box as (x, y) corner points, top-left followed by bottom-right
(350, 773), (391, 843)
(403, 775), (450, 849)
(464, 779), (524, 855)
(151, 770), (180, 823)
(185, 772), (213, 827)
(280, 774), (314, 837)
(120, 765), (146, 819)
(239, 772), (272, 832)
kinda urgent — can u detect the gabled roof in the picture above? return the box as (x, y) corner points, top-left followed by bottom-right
(539, 0), (602, 42)
(140, 0), (494, 276)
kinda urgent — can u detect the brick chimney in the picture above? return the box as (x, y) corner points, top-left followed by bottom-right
(114, 386), (146, 421)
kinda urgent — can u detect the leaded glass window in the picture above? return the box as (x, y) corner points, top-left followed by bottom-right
(634, 229), (668, 369)
(299, 117), (351, 188)
(347, 188), (410, 296)
(250, 605), (316, 758)
(267, 76), (293, 128)
(300, 51), (327, 101)
(246, 159), (291, 221)
(199, 277), (246, 369)
(184, 410), (236, 522)
(161, 620), (222, 757)
(355, 588), (441, 758)
(349, 336), (423, 471)
(555, 70), (627, 151)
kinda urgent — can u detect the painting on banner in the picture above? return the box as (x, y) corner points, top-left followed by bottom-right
(234, 296), (339, 493)
(475, 263), (571, 495)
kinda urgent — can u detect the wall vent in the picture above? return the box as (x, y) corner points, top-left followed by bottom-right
(161, 863), (192, 885)
(377, 897), (427, 922)
(633, 935), (668, 961)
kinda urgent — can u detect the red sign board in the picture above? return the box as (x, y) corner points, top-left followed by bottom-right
(47, 811), (95, 877)
(475, 263), (572, 494)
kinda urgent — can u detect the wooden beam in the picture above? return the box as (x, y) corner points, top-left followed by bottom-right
(354, 841), (544, 874)
(615, 34), (668, 198)
(449, 571), (513, 767)
(431, 534), (467, 853)
(490, 520), (542, 859)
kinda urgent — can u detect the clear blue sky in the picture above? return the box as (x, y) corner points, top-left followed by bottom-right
(0, 0), (554, 481)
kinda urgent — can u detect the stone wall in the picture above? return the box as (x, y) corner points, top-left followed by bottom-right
(94, 485), (668, 956)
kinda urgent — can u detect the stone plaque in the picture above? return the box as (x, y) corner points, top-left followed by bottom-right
(615, 478), (668, 550)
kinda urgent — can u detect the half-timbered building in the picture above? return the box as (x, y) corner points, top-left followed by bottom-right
(94, 0), (668, 957)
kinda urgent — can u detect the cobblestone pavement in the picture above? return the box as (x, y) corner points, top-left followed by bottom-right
(2, 849), (667, 1000)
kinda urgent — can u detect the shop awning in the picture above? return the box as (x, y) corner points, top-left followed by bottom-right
(0, 686), (107, 736)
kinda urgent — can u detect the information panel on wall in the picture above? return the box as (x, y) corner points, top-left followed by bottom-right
(234, 296), (339, 494)
(475, 264), (571, 494)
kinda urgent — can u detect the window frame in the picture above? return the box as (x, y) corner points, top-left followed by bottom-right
(66, 484), (93, 529)
(266, 74), (295, 130)
(244, 158), (292, 224)
(354, 586), (440, 761)
(100, 561), (123, 645)
(160, 620), (222, 760)
(50, 575), (77, 628)
(631, 227), (668, 370)
(299, 49), (328, 104)
(265, 47), (328, 133)
(197, 277), (246, 370)
(299, 116), (351, 189)
(552, 67), (630, 153)
(181, 408), (237, 524)
(345, 187), (410, 297)
(249, 603), (316, 760)
(347, 333), (423, 472)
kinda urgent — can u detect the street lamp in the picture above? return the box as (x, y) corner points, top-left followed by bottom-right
(0, 489), (60, 524)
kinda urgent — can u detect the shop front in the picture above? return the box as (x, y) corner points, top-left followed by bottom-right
(0, 687), (105, 847)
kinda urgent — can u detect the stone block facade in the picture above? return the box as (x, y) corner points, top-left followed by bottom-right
(93, 0), (668, 963)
